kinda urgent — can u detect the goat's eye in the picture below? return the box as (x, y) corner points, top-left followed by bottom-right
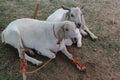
(71, 14), (74, 17)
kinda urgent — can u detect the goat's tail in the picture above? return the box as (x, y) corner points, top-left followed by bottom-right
(1, 31), (5, 43)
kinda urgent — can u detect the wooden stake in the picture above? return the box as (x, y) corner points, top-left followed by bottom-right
(21, 48), (27, 80)
(23, 73), (27, 80)
(33, 0), (40, 19)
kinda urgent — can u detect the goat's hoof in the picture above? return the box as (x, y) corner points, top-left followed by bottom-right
(25, 49), (35, 56)
(92, 36), (98, 41)
(77, 65), (86, 72)
(35, 61), (43, 66)
(77, 43), (82, 48)
(82, 32), (88, 37)
(29, 50), (35, 55)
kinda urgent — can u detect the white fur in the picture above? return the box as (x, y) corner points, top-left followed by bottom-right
(1, 18), (77, 65)
(47, 7), (98, 47)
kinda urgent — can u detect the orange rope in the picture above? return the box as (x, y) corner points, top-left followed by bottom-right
(72, 56), (85, 68)
(26, 58), (53, 74)
(20, 44), (60, 74)
(19, 47), (85, 74)
(19, 44), (85, 74)
(19, 59), (28, 74)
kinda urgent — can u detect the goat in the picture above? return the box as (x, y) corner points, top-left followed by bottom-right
(1, 18), (85, 70)
(47, 6), (98, 47)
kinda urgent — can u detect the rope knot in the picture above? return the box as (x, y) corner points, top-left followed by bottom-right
(19, 59), (28, 74)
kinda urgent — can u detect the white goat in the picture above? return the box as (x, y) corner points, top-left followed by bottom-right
(47, 6), (98, 47)
(2, 18), (85, 69)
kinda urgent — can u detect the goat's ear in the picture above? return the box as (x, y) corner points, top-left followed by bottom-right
(65, 12), (70, 20)
(81, 14), (86, 28)
(57, 25), (65, 43)
(61, 5), (70, 11)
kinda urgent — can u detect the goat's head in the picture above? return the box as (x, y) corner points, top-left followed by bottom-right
(62, 6), (84, 29)
(57, 21), (77, 42)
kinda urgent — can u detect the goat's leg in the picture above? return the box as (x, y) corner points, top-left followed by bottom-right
(25, 48), (35, 56)
(84, 26), (98, 40)
(17, 34), (42, 66)
(61, 46), (86, 71)
(76, 28), (82, 48)
(80, 28), (88, 36)
(25, 48), (40, 56)
(25, 54), (43, 66)
(81, 14), (97, 40)
(39, 48), (56, 59)
(61, 47), (73, 60)
(18, 48), (42, 66)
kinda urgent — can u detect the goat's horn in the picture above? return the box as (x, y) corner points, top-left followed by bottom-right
(61, 5), (70, 11)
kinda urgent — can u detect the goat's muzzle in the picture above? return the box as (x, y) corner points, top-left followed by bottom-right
(71, 38), (77, 43)
(76, 23), (81, 28)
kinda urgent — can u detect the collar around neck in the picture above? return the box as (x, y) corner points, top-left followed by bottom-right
(52, 24), (61, 44)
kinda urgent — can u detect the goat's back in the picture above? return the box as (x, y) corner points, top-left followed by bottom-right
(2, 18), (63, 49)
(47, 8), (68, 22)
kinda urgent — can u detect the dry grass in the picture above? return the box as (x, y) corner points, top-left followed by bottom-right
(0, 0), (120, 80)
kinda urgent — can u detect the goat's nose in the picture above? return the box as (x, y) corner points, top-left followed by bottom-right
(72, 38), (77, 43)
(77, 23), (81, 28)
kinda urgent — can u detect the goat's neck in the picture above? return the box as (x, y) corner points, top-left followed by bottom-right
(54, 23), (62, 33)
(53, 22), (64, 44)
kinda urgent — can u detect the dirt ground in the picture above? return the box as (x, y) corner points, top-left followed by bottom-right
(0, 0), (120, 80)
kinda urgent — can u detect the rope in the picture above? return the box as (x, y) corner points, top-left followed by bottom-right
(19, 59), (28, 74)
(72, 56), (85, 68)
(20, 44), (60, 74)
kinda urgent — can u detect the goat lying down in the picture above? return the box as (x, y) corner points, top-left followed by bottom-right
(47, 6), (98, 47)
(2, 18), (86, 70)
